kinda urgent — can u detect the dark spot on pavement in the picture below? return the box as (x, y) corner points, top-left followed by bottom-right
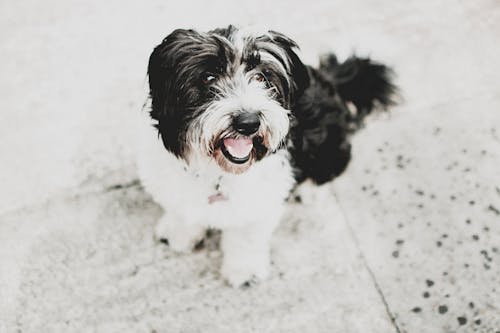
(194, 238), (205, 251)
(457, 316), (467, 326)
(487, 204), (500, 215)
(438, 305), (448, 314)
(426, 279), (435, 287)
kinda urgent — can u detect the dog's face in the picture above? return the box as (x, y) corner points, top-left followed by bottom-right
(148, 26), (309, 173)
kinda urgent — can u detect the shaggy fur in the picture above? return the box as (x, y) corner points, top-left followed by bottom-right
(137, 25), (395, 287)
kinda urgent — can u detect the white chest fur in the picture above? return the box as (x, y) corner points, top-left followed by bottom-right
(135, 112), (296, 286)
(135, 114), (295, 230)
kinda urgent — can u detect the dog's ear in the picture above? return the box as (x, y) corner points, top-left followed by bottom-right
(148, 29), (204, 116)
(268, 31), (310, 106)
(147, 29), (205, 156)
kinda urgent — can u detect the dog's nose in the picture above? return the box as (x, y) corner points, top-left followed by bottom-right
(233, 113), (261, 136)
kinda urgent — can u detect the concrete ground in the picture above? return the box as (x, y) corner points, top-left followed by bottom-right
(1, 0), (499, 332)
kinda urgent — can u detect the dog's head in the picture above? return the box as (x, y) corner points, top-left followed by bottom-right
(147, 25), (309, 173)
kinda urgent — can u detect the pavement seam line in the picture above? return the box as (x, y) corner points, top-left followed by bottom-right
(332, 190), (403, 333)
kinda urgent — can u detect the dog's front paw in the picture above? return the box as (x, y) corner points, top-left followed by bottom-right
(221, 254), (270, 288)
(154, 216), (205, 253)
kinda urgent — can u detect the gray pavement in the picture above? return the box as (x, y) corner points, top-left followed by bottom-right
(1, 0), (499, 332)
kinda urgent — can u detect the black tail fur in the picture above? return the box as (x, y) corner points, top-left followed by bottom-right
(319, 53), (396, 127)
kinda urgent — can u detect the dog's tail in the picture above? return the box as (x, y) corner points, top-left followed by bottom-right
(319, 53), (397, 129)
(290, 54), (397, 185)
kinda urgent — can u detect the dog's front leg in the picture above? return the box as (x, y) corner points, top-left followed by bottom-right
(220, 218), (279, 287)
(154, 211), (206, 253)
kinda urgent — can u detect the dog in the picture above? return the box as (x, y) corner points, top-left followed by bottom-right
(136, 25), (396, 287)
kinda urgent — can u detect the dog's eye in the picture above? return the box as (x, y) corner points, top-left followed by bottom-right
(202, 74), (217, 85)
(253, 72), (266, 82)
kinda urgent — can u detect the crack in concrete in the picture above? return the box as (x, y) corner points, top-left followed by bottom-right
(332, 190), (403, 333)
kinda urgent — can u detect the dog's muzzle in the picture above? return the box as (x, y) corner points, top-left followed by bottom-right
(212, 112), (269, 174)
(220, 113), (260, 164)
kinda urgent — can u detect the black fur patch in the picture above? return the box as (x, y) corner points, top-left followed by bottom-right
(148, 29), (223, 156)
(290, 54), (396, 184)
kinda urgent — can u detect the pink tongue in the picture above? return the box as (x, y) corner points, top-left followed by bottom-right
(223, 138), (253, 158)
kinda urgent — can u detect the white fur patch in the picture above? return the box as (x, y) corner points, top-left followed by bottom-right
(186, 67), (290, 159)
(135, 109), (295, 286)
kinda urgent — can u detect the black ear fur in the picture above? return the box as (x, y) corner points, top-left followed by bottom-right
(148, 29), (202, 119)
(268, 31), (310, 105)
(147, 29), (205, 156)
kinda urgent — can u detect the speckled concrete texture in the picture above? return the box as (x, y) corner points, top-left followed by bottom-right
(1, 0), (499, 332)
(334, 95), (500, 333)
(1, 185), (396, 333)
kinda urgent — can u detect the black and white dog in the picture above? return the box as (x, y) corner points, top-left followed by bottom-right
(136, 25), (395, 287)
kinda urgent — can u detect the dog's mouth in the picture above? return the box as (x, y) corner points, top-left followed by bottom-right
(212, 135), (268, 174)
(220, 137), (253, 164)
